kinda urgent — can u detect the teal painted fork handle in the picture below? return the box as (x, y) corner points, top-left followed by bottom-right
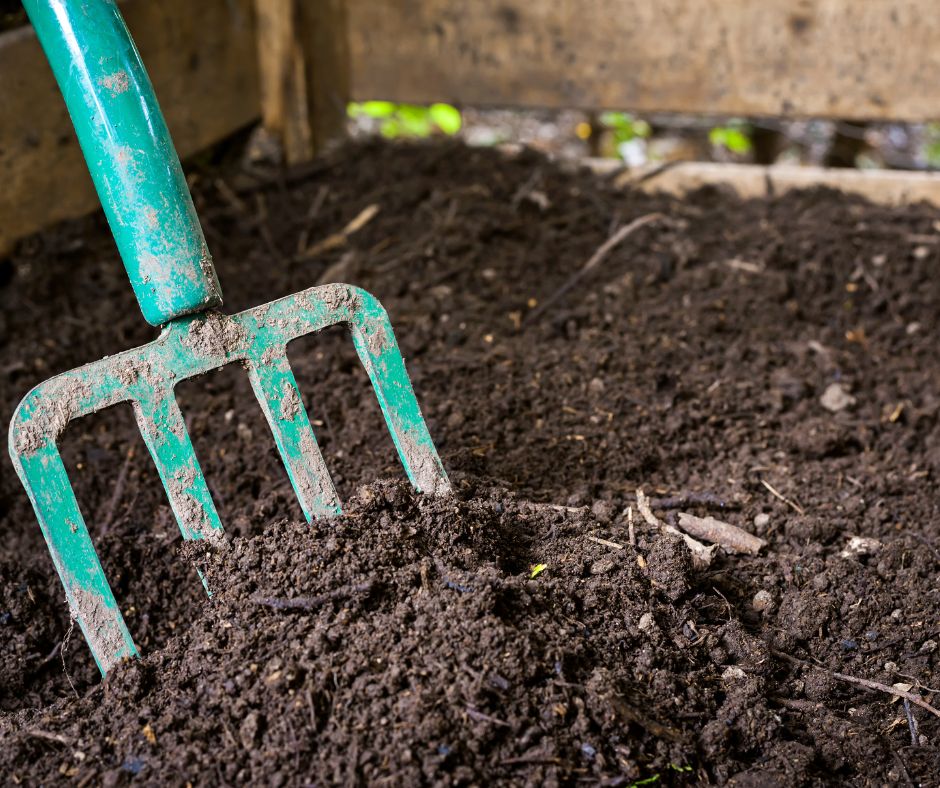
(24, 0), (222, 326)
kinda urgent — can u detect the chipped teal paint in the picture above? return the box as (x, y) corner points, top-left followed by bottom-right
(246, 351), (342, 520)
(9, 284), (451, 674)
(22, 0), (222, 326)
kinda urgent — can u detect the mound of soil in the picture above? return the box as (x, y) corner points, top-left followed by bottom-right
(1, 140), (939, 784)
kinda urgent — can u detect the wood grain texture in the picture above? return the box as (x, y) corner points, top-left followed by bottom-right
(589, 160), (940, 208)
(0, 0), (259, 253)
(301, 0), (351, 150)
(345, 0), (940, 121)
(255, 0), (314, 164)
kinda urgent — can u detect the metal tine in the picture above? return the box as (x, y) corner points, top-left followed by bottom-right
(133, 386), (224, 542)
(12, 440), (137, 674)
(245, 348), (341, 520)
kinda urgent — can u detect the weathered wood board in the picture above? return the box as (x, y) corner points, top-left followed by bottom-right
(588, 159), (940, 208)
(345, 0), (940, 121)
(0, 0), (259, 253)
(3, 0), (940, 252)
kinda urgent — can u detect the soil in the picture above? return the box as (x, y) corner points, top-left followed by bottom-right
(1, 140), (939, 785)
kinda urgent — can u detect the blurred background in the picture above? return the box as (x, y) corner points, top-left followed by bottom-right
(3, 0), (940, 259)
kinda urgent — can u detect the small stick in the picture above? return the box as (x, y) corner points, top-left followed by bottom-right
(24, 729), (71, 745)
(677, 512), (766, 555)
(214, 177), (249, 215)
(636, 489), (716, 568)
(648, 492), (736, 511)
(523, 501), (588, 514)
(904, 698), (919, 746)
(773, 650), (940, 718)
(586, 535), (624, 550)
(465, 706), (511, 727)
(760, 479), (805, 516)
(253, 582), (373, 611)
(296, 184), (330, 253)
(627, 506), (636, 546)
(98, 445), (135, 535)
(771, 696), (825, 713)
(301, 203), (380, 259)
(525, 212), (666, 324)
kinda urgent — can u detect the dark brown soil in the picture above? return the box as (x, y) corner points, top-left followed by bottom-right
(1, 140), (939, 785)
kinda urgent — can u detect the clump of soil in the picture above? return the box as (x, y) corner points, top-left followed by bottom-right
(2, 481), (709, 784)
(2, 140), (940, 784)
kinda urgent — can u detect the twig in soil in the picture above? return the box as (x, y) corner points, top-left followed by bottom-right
(648, 492), (736, 511)
(61, 616), (79, 699)
(627, 506), (636, 547)
(712, 586), (733, 623)
(586, 535), (624, 550)
(760, 479), (805, 516)
(608, 694), (682, 741)
(301, 203), (380, 259)
(636, 489), (716, 568)
(770, 696), (826, 714)
(772, 650), (940, 719)
(252, 582), (373, 611)
(214, 177), (249, 215)
(892, 751), (916, 788)
(677, 512), (766, 555)
(24, 729), (71, 746)
(903, 698), (919, 746)
(522, 501), (587, 515)
(510, 168), (543, 208)
(524, 212), (666, 325)
(465, 706), (511, 727)
(296, 184), (330, 253)
(98, 446), (135, 535)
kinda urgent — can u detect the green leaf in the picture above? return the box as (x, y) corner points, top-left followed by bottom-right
(629, 775), (660, 787)
(429, 103), (462, 135)
(600, 111), (651, 144)
(397, 105), (434, 137)
(379, 119), (402, 138)
(926, 123), (940, 167)
(359, 100), (397, 118)
(529, 563), (548, 579)
(600, 111), (629, 127)
(709, 125), (752, 154)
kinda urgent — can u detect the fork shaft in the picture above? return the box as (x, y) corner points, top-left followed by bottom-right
(23, 0), (222, 326)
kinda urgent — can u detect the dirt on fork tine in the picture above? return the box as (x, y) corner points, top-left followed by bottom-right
(1, 139), (939, 784)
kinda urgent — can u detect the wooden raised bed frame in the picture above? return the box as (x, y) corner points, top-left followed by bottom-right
(2, 0), (939, 253)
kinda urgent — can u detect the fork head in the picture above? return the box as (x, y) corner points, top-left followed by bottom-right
(8, 283), (450, 674)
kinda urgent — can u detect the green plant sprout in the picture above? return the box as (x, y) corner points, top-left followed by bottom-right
(348, 101), (462, 138)
(529, 563), (548, 578)
(709, 120), (753, 155)
(599, 111), (651, 146)
(925, 123), (940, 168)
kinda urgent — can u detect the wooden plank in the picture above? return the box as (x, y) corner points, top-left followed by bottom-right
(587, 159), (940, 208)
(300, 0), (351, 150)
(254, 0), (314, 164)
(345, 0), (940, 122)
(0, 0), (259, 254)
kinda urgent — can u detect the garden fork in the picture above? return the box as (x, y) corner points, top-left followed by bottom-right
(9, 0), (449, 675)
